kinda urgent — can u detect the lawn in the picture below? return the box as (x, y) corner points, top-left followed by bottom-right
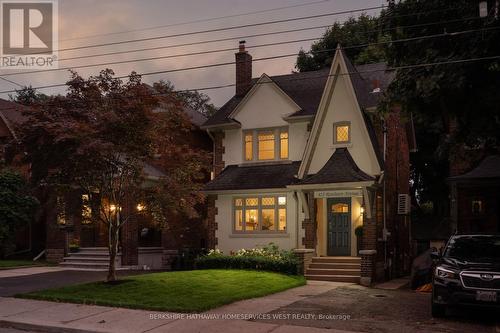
(19, 269), (306, 312)
(0, 260), (38, 269)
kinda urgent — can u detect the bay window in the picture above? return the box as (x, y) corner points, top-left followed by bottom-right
(233, 195), (287, 232)
(243, 127), (289, 162)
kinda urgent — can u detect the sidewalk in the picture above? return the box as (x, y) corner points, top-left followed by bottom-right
(0, 281), (358, 333)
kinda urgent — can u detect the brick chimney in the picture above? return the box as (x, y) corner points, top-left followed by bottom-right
(235, 40), (252, 96)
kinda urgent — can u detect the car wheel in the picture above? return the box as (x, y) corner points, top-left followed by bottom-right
(431, 299), (446, 318)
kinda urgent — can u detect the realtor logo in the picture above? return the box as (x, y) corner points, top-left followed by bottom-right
(1, 0), (58, 69)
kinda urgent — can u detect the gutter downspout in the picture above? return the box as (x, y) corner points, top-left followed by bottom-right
(206, 129), (215, 179)
(383, 121), (389, 273)
(294, 191), (300, 248)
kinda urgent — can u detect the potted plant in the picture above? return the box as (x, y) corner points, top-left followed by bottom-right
(355, 225), (363, 256)
(69, 239), (80, 253)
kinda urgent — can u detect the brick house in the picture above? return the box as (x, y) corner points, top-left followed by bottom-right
(0, 98), (212, 268)
(201, 42), (416, 285)
(449, 155), (500, 234)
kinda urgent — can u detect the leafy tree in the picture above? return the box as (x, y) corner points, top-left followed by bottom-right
(296, 14), (387, 71)
(9, 86), (48, 105)
(17, 69), (209, 281)
(0, 169), (38, 258)
(382, 0), (500, 214)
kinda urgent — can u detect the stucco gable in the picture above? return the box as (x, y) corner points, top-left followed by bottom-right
(298, 47), (382, 179)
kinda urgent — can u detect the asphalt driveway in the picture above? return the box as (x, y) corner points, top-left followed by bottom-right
(0, 268), (145, 297)
(255, 284), (500, 333)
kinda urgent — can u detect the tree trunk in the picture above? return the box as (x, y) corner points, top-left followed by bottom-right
(107, 218), (119, 282)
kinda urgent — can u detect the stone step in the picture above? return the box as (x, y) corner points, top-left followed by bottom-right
(305, 274), (360, 283)
(68, 252), (121, 257)
(78, 247), (108, 251)
(306, 268), (360, 276)
(309, 262), (360, 269)
(63, 256), (120, 263)
(60, 262), (114, 269)
(311, 257), (361, 264)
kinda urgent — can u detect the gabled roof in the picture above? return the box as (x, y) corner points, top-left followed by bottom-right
(202, 54), (393, 129)
(449, 155), (500, 181)
(204, 162), (300, 191)
(297, 148), (374, 185)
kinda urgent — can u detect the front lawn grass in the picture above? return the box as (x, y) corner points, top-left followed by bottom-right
(18, 269), (306, 312)
(0, 260), (38, 269)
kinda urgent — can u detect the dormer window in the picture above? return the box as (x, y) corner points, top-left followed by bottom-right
(333, 122), (350, 144)
(244, 127), (288, 162)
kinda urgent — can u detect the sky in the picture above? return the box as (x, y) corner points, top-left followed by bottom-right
(0, 0), (384, 107)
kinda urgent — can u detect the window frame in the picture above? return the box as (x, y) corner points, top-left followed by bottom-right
(243, 127), (289, 162)
(333, 121), (351, 144)
(232, 195), (287, 233)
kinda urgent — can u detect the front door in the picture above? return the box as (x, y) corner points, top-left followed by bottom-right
(327, 197), (351, 256)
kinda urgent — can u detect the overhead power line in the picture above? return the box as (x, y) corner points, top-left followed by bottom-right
(57, 15), (482, 64)
(59, 0), (337, 42)
(3, 4), (461, 56)
(1, 53), (498, 95)
(2, 25), (498, 78)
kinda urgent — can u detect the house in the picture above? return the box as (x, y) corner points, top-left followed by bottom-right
(0, 97), (212, 269)
(449, 155), (500, 234)
(201, 42), (416, 285)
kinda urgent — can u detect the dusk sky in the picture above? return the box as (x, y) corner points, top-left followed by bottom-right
(0, 0), (385, 106)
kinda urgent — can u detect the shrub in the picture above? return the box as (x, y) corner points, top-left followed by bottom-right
(195, 243), (300, 275)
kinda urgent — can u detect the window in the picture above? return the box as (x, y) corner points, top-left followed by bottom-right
(233, 195), (287, 232)
(81, 194), (92, 224)
(333, 122), (350, 144)
(332, 203), (349, 213)
(56, 196), (66, 225)
(243, 128), (288, 161)
(280, 130), (288, 159)
(244, 133), (253, 161)
(258, 132), (275, 160)
(471, 200), (483, 215)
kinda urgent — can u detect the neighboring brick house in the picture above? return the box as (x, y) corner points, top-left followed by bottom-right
(201, 42), (416, 285)
(449, 155), (500, 235)
(1, 98), (212, 268)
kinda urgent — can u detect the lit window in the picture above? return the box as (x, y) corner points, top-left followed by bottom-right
(233, 195), (287, 232)
(472, 200), (483, 214)
(258, 132), (275, 160)
(82, 194), (92, 224)
(244, 133), (253, 161)
(243, 128), (288, 161)
(334, 122), (350, 143)
(332, 203), (349, 213)
(280, 131), (289, 159)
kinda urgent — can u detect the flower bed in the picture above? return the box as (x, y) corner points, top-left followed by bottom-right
(195, 244), (299, 275)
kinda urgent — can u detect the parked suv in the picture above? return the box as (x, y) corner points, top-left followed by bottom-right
(431, 234), (500, 317)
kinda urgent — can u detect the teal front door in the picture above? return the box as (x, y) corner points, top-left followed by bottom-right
(327, 198), (351, 256)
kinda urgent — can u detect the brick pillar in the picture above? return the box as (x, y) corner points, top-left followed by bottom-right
(45, 193), (66, 263)
(293, 248), (314, 275)
(121, 200), (138, 266)
(359, 250), (377, 286)
(206, 194), (218, 249)
(302, 193), (316, 250)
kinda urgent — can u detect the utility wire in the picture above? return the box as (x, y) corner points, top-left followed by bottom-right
(57, 15), (482, 63)
(0, 76), (24, 87)
(1, 54), (498, 95)
(2, 25), (498, 77)
(3, 4), (461, 55)
(58, 0), (337, 42)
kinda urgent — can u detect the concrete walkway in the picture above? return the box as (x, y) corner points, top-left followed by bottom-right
(0, 281), (358, 333)
(0, 267), (66, 278)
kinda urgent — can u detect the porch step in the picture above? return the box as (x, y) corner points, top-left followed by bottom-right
(305, 274), (360, 283)
(305, 257), (361, 284)
(306, 268), (360, 276)
(60, 247), (121, 269)
(309, 263), (360, 269)
(311, 257), (360, 264)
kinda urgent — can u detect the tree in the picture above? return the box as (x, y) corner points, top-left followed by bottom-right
(9, 86), (47, 105)
(0, 169), (38, 258)
(381, 0), (500, 214)
(17, 69), (209, 281)
(296, 14), (387, 71)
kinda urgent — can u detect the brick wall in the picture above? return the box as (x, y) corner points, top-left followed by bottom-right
(212, 131), (225, 177)
(206, 194), (218, 249)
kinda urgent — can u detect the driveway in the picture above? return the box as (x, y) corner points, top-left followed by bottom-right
(256, 284), (500, 333)
(0, 267), (145, 297)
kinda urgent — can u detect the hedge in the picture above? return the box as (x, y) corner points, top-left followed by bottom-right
(195, 254), (299, 275)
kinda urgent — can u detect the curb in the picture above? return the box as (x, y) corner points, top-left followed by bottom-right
(0, 319), (107, 333)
